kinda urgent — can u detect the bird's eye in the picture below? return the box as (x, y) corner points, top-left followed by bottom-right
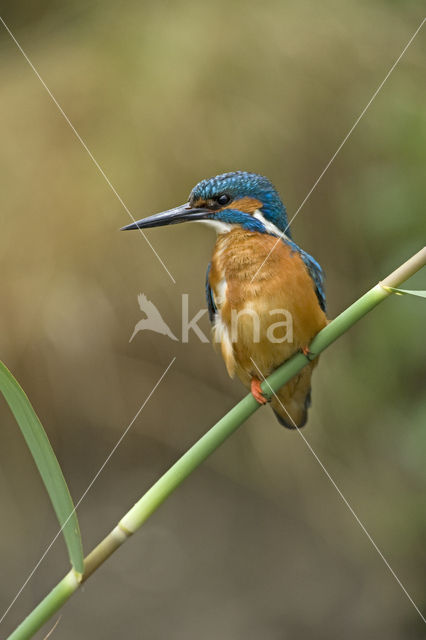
(217, 194), (231, 206)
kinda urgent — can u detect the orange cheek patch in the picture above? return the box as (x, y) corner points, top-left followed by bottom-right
(223, 197), (263, 214)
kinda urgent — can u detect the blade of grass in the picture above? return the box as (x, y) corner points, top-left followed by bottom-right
(0, 362), (84, 574)
(382, 287), (426, 298)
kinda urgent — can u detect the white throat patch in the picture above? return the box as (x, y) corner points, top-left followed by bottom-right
(196, 219), (235, 234)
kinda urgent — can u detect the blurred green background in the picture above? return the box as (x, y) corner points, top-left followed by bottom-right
(1, 1), (425, 638)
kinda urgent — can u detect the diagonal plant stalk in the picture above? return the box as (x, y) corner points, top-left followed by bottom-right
(6, 246), (426, 640)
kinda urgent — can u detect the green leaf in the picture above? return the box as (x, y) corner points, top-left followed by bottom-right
(0, 361), (84, 574)
(385, 287), (426, 298)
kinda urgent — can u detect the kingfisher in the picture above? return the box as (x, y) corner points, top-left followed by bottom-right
(122, 171), (327, 428)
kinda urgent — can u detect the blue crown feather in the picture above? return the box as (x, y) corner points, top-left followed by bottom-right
(190, 171), (291, 238)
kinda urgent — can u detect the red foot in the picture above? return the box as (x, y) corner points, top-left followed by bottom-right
(301, 345), (314, 360)
(251, 378), (268, 405)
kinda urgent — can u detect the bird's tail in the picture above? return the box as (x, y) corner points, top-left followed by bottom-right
(270, 360), (316, 429)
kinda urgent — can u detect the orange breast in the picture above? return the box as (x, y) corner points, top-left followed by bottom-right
(209, 229), (327, 386)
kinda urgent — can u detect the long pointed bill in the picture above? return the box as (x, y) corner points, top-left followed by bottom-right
(121, 203), (210, 230)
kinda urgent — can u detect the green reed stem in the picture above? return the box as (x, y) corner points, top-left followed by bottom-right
(7, 247), (425, 640)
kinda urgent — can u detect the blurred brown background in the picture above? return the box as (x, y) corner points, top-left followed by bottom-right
(1, 1), (425, 638)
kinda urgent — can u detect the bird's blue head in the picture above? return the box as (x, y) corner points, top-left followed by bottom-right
(122, 171), (291, 238)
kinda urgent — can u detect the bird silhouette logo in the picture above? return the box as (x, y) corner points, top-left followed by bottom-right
(129, 294), (178, 343)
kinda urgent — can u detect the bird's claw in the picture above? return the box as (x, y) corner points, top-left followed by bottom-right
(301, 345), (315, 361)
(250, 378), (269, 405)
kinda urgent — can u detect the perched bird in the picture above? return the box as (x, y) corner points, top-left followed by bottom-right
(122, 171), (327, 428)
(129, 293), (178, 343)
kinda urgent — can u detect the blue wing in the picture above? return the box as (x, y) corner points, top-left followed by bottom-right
(205, 263), (217, 323)
(299, 249), (326, 312)
(284, 239), (326, 312)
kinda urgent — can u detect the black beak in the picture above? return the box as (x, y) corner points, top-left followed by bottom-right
(121, 203), (210, 230)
